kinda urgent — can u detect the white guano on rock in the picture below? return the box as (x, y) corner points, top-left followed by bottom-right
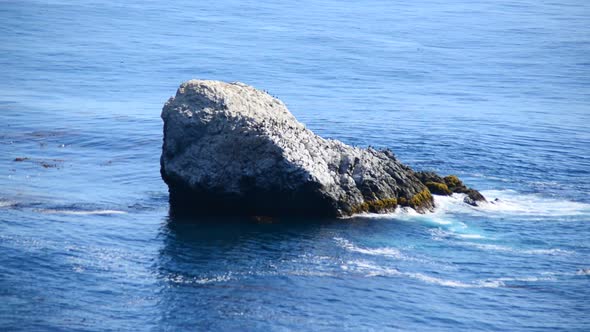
(160, 80), (435, 217)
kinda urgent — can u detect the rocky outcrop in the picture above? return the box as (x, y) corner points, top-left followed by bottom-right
(415, 171), (486, 206)
(160, 80), (436, 217)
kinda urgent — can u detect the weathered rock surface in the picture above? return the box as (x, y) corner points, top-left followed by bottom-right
(160, 80), (435, 217)
(415, 171), (487, 206)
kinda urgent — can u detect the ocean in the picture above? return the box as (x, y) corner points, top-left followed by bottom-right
(1, 0), (589, 330)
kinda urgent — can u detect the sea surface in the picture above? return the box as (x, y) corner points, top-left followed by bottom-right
(1, 0), (589, 331)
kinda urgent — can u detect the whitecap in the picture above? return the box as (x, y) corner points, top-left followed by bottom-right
(455, 233), (485, 239)
(476, 280), (506, 288)
(41, 209), (127, 215)
(0, 200), (16, 208)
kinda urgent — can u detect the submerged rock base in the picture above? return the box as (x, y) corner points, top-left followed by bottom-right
(160, 80), (482, 218)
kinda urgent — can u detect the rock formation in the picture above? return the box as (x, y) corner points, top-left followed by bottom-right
(160, 80), (482, 217)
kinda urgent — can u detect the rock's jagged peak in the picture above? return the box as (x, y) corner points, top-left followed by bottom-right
(161, 80), (445, 217)
(168, 80), (298, 127)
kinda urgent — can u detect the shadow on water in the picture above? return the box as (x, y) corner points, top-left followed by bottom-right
(156, 209), (348, 278)
(152, 209), (360, 328)
(150, 209), (490, 329)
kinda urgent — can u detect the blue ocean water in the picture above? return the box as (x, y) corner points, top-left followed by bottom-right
(1, 0), (590, 330)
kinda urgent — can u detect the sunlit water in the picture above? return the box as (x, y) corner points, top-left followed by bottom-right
(1, 0), (589, 331)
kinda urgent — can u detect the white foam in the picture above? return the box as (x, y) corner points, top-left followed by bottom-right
(0, 200), (16, 208)
(334, 237), (408, 260)
(424, 190), (590, 220)
(193, 275), (232, 284)
(354, 206), (419, 219)
(456, 233), (485, 239)
(497, 276), (557, 282)
(343, 260), (503, 288)
(521, 248), (574, 255)
(167, 273), (232, 285)
(476, 280), (506, 288)
(289, 270), (337, 277)
(475, 190), (590, 218)
(463, 242), (513, 252)
(428, 227), (486, 242)
(41, 209), (127, 215)
(424, 190), (590, 242)
(576, 268), (590, 276)
(72, 266), (85, 273)
(356, 198), (489, 241)
(343, 260), (401, 277)
(462, 241), (574, 256)
(405, 272), (477, 288)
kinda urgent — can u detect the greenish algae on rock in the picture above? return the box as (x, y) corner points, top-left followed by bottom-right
(351, 197), (398, 214)
(416, 171), (486, 206)
(424, 181), (452, 195)
(409, 189), (434, 209)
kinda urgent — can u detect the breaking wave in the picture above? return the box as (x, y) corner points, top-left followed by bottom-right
(358, 190), (590, 220)
(466, 190), (589, 218)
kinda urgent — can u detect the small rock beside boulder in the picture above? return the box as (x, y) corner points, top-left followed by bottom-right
(416, 171), (486, 206)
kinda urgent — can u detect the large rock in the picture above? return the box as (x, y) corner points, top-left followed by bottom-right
(160, 80), (434, 217)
